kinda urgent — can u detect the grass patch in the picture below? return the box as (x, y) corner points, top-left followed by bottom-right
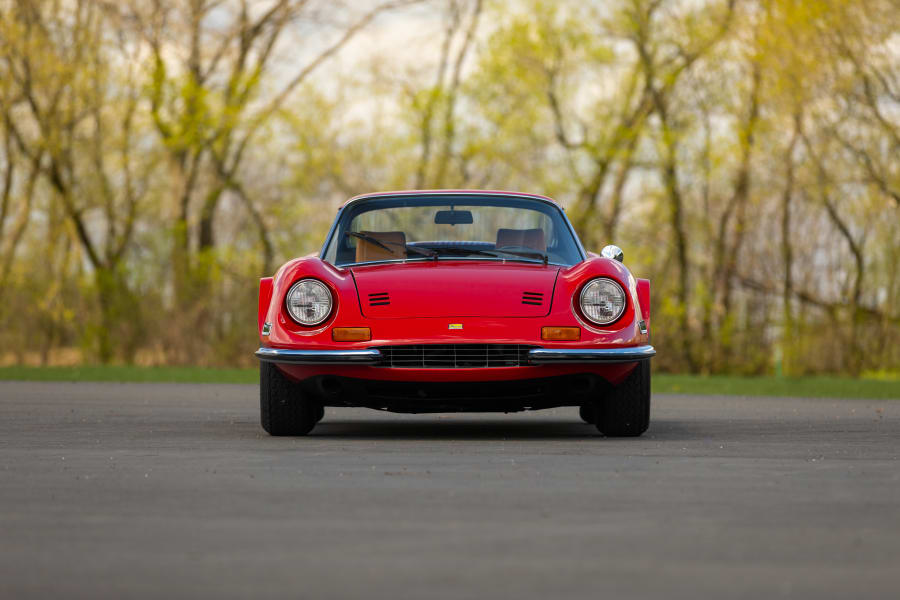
(0, 365), (257, 384)
(1, 366), (898, 399)
(654, 374), (900, 400)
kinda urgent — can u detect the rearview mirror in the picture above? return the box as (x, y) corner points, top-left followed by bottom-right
(434, 210), (473, 225)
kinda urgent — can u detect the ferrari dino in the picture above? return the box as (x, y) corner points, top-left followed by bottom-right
(255, 190), (655, 436)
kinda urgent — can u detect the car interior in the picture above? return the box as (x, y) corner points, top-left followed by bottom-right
(355, 231), (407, 263)
(348, 227), (550, 264)
(495, 228), (546, 252)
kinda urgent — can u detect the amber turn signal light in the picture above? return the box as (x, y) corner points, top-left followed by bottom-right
(332, 327), (371, 342)
(541, 326), (580, 341)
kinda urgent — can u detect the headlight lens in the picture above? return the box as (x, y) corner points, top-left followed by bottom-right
(285, 279), (332, 326)
(579, 278), (626, 325)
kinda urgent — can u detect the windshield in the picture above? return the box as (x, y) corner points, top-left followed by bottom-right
(322, 194), (584, 267)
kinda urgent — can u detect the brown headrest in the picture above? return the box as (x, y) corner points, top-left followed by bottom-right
(355, 231), (406, 263)
(495, 228), (546, 253)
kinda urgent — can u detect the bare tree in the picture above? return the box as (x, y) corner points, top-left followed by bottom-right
(1, 0), (151, 361)
(124, 0), (422, 285)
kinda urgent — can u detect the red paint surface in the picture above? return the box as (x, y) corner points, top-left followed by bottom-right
(353, 262), (558, 318)
(260, 255), (650, 386)
(637, 278), (650, 322)
(257, 277), (273, 334)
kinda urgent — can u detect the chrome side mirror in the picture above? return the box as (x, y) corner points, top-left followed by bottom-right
(601, 244), (624, 263)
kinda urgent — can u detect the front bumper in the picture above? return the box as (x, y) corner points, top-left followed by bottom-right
(528, 345), (656, 363)
(255, 344), (655, 365)
(254, 347), (382, 364)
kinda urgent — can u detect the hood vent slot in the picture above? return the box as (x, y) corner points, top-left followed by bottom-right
(368, 292), (390, 306)
(522, 291), (543, 306)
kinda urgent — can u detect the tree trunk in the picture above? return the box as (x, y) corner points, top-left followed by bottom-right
(781, 114), (800, 374)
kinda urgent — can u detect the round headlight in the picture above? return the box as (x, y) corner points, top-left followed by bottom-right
(579, 278), (626, 325)
(285, 279), (333, 326)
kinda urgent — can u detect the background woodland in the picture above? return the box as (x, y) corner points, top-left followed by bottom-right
(1, 0), (898, 374)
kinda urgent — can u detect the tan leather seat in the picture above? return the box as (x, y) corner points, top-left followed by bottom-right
(495, 228), (547, 252)
(355, 231), (407, 263)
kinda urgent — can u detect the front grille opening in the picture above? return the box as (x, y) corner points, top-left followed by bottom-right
(374, 344), (537, 368)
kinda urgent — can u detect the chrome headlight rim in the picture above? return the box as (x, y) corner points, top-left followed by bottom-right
(284, 278), (334, 327)
(578, 277), (627, 326)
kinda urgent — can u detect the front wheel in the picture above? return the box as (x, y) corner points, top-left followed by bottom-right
(595, 360), (651, 437)
(260, 361), (317, 436)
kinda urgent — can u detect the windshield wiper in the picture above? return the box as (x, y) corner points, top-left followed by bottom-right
(492, 247), (550, 265)
(436, 246), (549, 265)
(403, 244), (438, 259)
(345, 232), (437, 259)
(346, 231), (395, 254)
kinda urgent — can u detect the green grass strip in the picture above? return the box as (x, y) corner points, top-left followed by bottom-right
(0, 365), (257, 384)
(653, 374), (900, 400)
(0, 366), (898, 399)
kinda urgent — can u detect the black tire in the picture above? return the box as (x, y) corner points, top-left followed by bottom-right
(578, 404), (596, 424)
(314, 404), (325, 423)
(260, 361), (317, 436)
(596, 360), (651, 437)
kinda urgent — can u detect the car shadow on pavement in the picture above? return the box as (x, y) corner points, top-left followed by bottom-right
(288, 415), (779, 441)
(306, 419), (664, 440)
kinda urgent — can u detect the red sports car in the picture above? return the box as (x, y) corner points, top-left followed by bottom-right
(256, 190), (655, 436)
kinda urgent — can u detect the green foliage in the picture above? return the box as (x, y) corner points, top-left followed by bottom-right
(0, 0), (898, 376)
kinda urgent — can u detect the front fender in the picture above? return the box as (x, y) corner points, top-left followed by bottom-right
(262, 257), (364, 347)
(636, 278), (650, 333)
(554, 257), (645, 343)
(258, 277), (274, 337)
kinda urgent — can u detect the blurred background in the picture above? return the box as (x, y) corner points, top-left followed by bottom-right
(0, 0), (897, 376)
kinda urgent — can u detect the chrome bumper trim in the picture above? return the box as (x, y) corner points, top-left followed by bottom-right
(255, 347), (383, 364)
(527, 345), (655, 364)
(257, 345), (654, 366)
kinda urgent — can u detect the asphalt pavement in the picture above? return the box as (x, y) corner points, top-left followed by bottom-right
(1, 381), (898, 599)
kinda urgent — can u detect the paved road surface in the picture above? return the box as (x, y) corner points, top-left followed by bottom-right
(1, 381), (898, 599)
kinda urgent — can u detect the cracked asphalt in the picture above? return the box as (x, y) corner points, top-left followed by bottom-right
(1, 381), (898, 599)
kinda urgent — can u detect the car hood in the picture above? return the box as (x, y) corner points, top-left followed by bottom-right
(351, 261), (560, 318)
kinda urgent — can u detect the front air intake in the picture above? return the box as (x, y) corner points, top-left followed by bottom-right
(374, 344), (537, 368)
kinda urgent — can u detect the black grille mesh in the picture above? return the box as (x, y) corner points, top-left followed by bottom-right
(374, 344), (536, 368)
